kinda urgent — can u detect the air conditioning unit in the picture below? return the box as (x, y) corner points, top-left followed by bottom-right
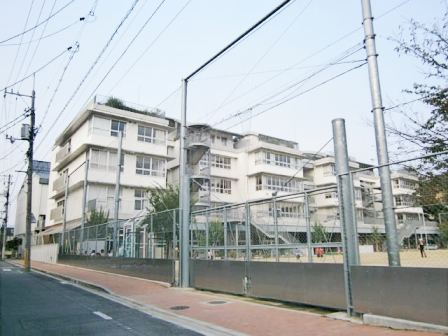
(21, 124), (30, 139)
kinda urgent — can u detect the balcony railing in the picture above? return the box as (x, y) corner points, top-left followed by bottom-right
(50, 206), (63, 222)
(56, 142), (71, 163)
(52, 175), (65, 193)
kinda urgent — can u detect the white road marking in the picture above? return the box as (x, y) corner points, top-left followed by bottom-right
(2, 268), (11, 272)
(60, 281), (69, 284)
(93, 311), (112, 320)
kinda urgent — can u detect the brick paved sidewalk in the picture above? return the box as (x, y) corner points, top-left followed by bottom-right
(10, 261), (437, 336)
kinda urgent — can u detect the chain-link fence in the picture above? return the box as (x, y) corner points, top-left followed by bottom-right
(56, 208), (179, 259)
(191, 187), (344, 263)
(349, 152), (448, 268)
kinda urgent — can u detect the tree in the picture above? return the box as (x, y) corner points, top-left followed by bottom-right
(368, 226), (385, 252)
(311, 222), (327, 243)
(390, 11), (448, 172)
(438, 222), (448, 247)
(144, 185), (179, 258)
(390, 10), (448, 224)
(85, 208), (109, 238)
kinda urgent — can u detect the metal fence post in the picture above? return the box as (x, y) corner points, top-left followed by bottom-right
(304, 192), (313, 262)
(245, 203), (251, 261)
(95, 225), (98, 254)
(172, 209), (177, 259)
(273, 198), (279, 262)
(223, 207), (228, 260)
(205, 212), (210, 259)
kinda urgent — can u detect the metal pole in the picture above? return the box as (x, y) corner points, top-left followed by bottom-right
(205, 212), (209, 259)
(79, 157), (89, 254)
(333, 118), (359, 317)
(2, 175), (11, 260)
(333, 118), (360, 266)
(24, 88), (35, 272)
(179, 78), (190, 287)
(223, 207), (228, 260)
(61, 173), (69, 254)
(172, 209), (177, 259)
(361, 0), (400, 266)
(304, 192), (313, 262)
(422, 212), (428, 244)
(113, 131), (123, 256)
(245, 203), (251, 261)
(273, 198), (279, 262)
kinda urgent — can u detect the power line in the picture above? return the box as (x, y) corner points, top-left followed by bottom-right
(0, 111), (30, 135)
(38, 42), (80, 129)
(13, 0), (48, 90)
(108, 0), (192, 94)
(0, 0), (76, 44)
(186, 0), (295, 80)
(0, 19), (81, 48)
(35, 0), (141, 152)
(81, 0), (167, 105)
(209, 0), (313, 121)
(384, 96), (426, 111)
(213, 45), (364, 127)
(1, 46), (73, 91)
(222, 62), (368, 131)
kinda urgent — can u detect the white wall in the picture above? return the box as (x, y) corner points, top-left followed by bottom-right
(31, 243), (59, 264)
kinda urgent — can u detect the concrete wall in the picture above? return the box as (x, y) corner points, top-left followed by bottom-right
(352, 266), (448, 327)
(58, 255), (175, 284)
(190, 261), (448, 327)
(31, 244), (59, 264)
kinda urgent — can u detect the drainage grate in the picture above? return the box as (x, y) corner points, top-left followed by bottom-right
(208, 300), (227, 305)
(170, 305), (190, 311)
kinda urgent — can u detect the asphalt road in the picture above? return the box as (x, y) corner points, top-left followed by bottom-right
(0, 261), (201, 336)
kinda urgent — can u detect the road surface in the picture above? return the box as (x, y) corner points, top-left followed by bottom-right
(0, 261), (201, 336)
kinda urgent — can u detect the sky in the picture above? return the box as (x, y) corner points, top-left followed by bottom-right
(0, 0), (444, 227)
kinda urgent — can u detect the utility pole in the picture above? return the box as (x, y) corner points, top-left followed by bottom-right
(361, 0), (400, 266)
(113, 131), (123, 257)
(2, 175), (11, 260)
(79, 156), (89, 254)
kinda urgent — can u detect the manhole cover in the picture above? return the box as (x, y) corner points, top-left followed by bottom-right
(208, 300), (227, 305)
(170, 305), (190, 311)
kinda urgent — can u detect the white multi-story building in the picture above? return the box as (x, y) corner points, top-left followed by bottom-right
(43, 96), (435, 245)
(15, 160), (50, 238)
(46, 98), (173, 233)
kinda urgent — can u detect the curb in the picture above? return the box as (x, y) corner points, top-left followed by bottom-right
(30, 265), (246, 336)
(363, 314), (448, 334)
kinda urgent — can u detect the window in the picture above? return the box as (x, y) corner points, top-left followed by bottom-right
(324, 192), (337, 199)
(256, 174), (302, 192)
(255, 151), (297, 168)
(134, 189), (147, 210)
(394, 195), (415, 207)
(269, 202), (301, 218)
(323, 164), (336, 176)
(90, 149), (124, 172)
(211, 155), (231, 169)
(136, 155), (166, 176)
(111, 120), (125, 137)
(211, 178), (232, 194)
(137, 125), (166, 144)
(211, 134), (228, 146)
(256, 175), (262, 191)
(354, 188), (362, 200)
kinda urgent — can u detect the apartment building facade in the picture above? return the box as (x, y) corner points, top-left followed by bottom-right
(15, 160), (50, 237)
(44, 96), (435, 245)
(46, 98), (173, 233)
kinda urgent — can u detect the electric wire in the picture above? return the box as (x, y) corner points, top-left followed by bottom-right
(0, 111), (30, 135)
(195, 0), (414, 121)
(221, 62), (368, 131)
(38, 42), (80, 130)
(208, 0), (314, 121)
(0, 0), (76, 44)
(108, 0), (192, 94)
(0, 19), (81, 47)
(81, 0), (167, 106)
(1, 46), (73, 91)
(14, 0), (48, 91)
(213, 45), (364, 127)
(35, 0), (141, 152)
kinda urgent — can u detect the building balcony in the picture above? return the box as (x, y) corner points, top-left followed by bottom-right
(52, 175), (65, 194)
(50, 206), (63, 222)
(55, 142), (71, 163)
